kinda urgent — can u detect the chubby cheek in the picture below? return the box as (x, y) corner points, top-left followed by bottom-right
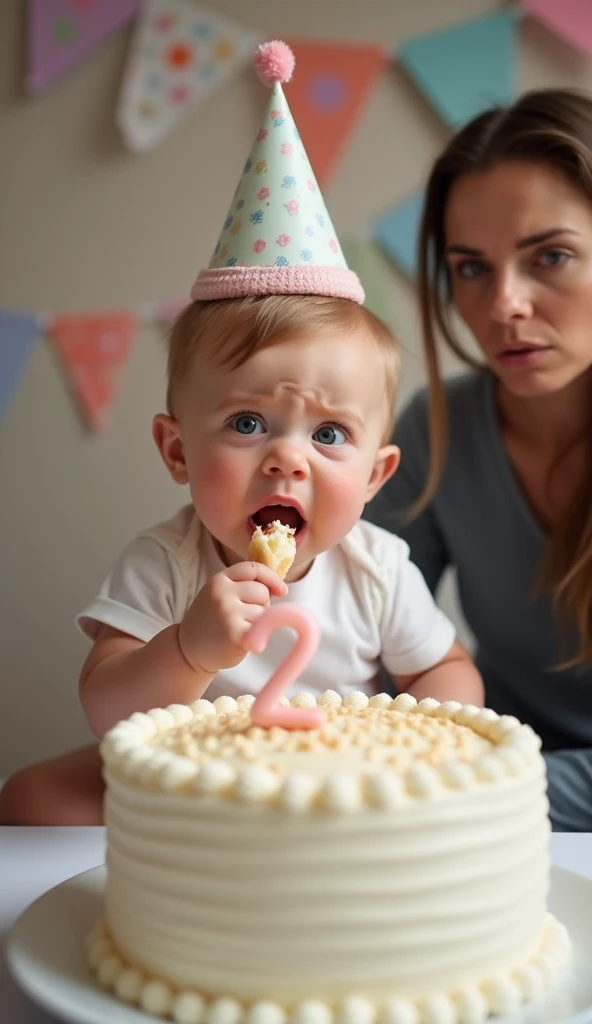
(315, 463), (369, 543)
(187, 449), (246, 523)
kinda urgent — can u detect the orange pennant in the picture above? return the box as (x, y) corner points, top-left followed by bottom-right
(283, 41), (388, 185)
(49, 312), (137, 432)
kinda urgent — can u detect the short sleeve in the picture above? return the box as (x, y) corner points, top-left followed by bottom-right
(365, 388), (450, 595)
(379, 538), (456, 677)
(76, 535), (187, 642)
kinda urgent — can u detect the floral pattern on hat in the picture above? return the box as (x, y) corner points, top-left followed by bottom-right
(207, 79), (351, 273)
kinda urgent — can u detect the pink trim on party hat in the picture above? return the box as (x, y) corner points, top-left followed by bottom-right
(191, 265), (365, 304)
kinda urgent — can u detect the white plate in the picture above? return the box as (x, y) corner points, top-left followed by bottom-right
(5, 865), (592, 1024)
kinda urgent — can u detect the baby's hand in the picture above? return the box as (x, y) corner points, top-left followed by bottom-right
(178, 562), (287, 675)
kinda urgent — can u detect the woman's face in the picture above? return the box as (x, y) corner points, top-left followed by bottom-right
(445, 159), (592, 398)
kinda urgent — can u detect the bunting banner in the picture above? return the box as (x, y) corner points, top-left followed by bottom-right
(522, 0), (592, 57)
(283, 41), (388, 185)
(341, 239), (398, 328)
(26, 0), (141, 94)
(0, 311), (40, 424)
(7, 5), (592, 436)
(117, 0), (261, 153)
(374, 193), (424, 282)
(398, 10), (518, 128)
(48, 312), (138, 432)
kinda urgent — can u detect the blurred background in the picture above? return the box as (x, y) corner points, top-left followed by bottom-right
(2, 0), (592, 776)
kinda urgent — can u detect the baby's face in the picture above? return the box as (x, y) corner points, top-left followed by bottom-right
(170, 326), (398, 580)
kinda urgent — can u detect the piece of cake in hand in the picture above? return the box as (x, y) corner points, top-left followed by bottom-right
(249, 520), (296, 580)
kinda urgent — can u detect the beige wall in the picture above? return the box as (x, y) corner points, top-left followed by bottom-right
(1, 0), (591, 775)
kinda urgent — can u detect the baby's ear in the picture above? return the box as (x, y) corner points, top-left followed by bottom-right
(365, 444), (400, 503)
(152, 414), (189, 485)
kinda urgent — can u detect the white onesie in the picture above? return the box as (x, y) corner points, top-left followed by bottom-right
(77, 505), (455, 701)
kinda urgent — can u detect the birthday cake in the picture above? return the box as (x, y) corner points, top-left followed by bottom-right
(88, 661), (570, 1023)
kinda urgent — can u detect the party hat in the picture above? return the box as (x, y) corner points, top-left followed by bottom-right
(192, 41), (364, 304)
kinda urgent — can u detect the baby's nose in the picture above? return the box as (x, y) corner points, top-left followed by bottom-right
(262, 441), (309, 479)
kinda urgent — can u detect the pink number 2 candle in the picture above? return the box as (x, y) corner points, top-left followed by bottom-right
(244, 603), (327, 730)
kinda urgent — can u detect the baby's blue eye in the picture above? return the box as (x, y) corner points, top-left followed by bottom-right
(313, 424), (346, 446)
(231, 414), (265, 435)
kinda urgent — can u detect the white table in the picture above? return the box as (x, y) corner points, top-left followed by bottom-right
(1, 828), (592, 1024)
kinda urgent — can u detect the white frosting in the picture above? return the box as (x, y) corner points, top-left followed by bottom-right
(88, 914), (571, 1023)
(317, 690), (344, 708)
(173, 991), (207, 1024)
(214, 695), (239, 715)
(101, 762), (552, 1001)
(453, 988), (488, 1024)
(343, 692), (370, 710)
(368, 693), (393, 709)
(94, 694), (570, 1020)
(204, 1000), (244, 1024)
(291, 691), (319, 708)
(100, 695), (542, 809)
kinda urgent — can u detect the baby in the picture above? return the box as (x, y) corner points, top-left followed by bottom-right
(0, 41), (483, 825)
(0, 293), (483, 824)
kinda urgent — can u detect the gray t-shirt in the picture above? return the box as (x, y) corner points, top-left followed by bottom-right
(366, 370), (592, 754)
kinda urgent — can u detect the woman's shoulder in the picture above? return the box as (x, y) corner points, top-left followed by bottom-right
(391, 371), (495, 494)
(398, 371), (492, 445)
(401, 370), (490, 420)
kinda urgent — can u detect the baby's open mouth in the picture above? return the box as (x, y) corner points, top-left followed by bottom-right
(251, 505), (306, 535)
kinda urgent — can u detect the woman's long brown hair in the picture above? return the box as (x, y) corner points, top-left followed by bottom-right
(416, 88), (592, 667)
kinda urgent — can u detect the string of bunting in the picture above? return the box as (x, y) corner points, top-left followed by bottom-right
(3, 0), (591, 431)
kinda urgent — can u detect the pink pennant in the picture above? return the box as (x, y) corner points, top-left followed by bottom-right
(522, 0), (592, 56)
(49, 312), (137, 432)
(27, 0), (141, 93)
(283, 40), (388, 184)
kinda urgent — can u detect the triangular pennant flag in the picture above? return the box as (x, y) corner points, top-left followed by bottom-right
(117, 0), (261, 153)
(48, 312), (137, 432)
(398, 10), (517, 128)
(26, 0), (141, 94)
(374, 193), (424, 282)
(283, 40), (388, 184)
(0, 310), (39, 423)
(522, 0), (592, 56)
(341, 239), (397, 328)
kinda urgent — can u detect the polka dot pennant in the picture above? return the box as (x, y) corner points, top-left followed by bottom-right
(282, 40), (388, 185)
(26, 0), (141, 94)
(117, 0), (262, 152)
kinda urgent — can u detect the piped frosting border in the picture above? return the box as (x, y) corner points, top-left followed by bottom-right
(87, 912), (571, 1024)
(100, 693), (543, 813)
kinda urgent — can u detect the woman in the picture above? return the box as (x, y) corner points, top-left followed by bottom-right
(367, 88), (592, 831)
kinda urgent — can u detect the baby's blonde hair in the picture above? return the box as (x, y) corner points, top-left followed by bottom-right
(166, 295), (400, 444)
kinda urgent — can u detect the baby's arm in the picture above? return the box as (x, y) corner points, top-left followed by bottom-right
(79, 561), (286, 738)
(392, 640), (484, 706)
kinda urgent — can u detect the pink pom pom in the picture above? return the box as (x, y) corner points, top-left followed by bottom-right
(254, 40), (295, 87)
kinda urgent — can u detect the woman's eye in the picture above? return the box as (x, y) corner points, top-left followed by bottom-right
(231, 414), (265, 435)
(456, 259), (487, 280)
(539, 249), (569, 268)
(313, 424), (346, 446)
